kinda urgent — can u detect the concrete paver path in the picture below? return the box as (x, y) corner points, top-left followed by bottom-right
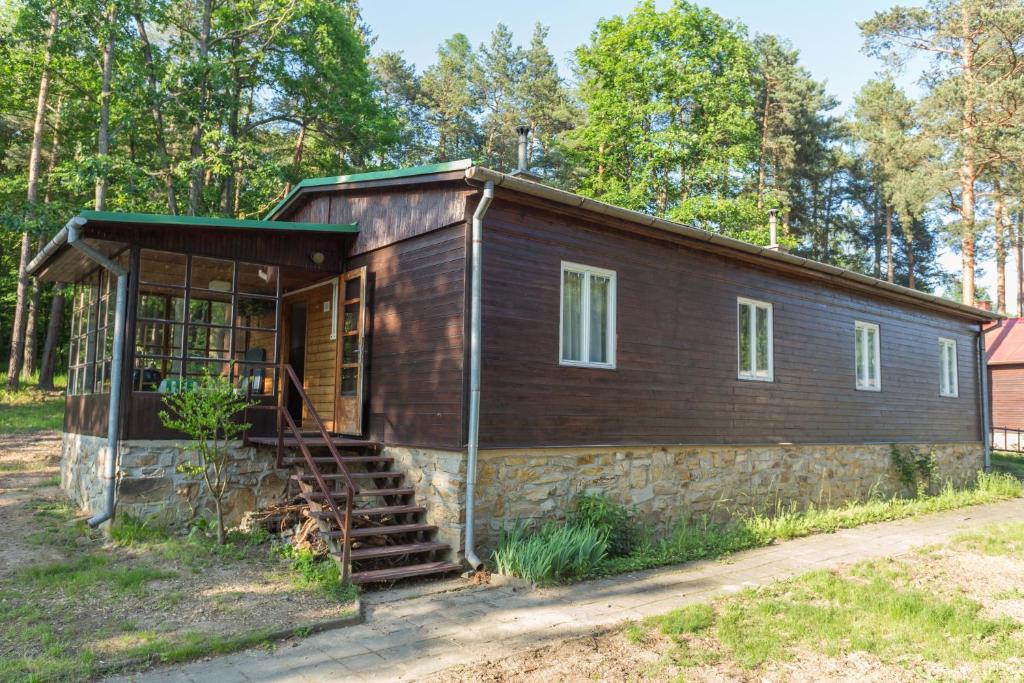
(111, 498), (1024, 682)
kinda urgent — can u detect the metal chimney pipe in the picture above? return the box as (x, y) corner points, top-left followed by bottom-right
(768, 209), (778, 249)
(515, 125), (530, 173)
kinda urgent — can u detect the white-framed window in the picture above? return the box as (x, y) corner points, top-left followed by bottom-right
(560, 261), (616, 368)
(854, 321), (881, 391)
(939, 337), (958, 398)
(737, 297), (773, 381)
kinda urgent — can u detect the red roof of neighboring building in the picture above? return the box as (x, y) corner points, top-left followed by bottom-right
(986, 318), (1024, 365)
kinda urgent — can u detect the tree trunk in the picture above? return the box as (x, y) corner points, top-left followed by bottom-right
(906, 218), (917, 290)
(214, 497), (225, 545)
(6, 234), (33, 390)
(135, 15), (177, 215)
(8, 4), (58, 390)
(1018, 211), (1024, 316)
(756, 83), (771, 210)
(885, 205), (894, 283)
(188, 0), (213, 215)
(995, 191), (1007, 314)
(37, 292), (64, 390)
(95, 2), (117, 211)
(958, 5), (978, 306)
(21, 235), (43, 380)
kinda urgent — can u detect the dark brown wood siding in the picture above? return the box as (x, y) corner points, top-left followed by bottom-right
(288, 183), (472, 257)
(347, 223), (468, 449)
(64, 394), (110, 437)
(478, 197), (983, 448)
(990, 364), (1024, 430)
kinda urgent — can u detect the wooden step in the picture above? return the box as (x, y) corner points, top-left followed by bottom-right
(291, 472), (403, 483)
(320, 522), (437, 539)
(308, 505), (426, 519)
(251, 435), (381, 448)
(283, 456), (393, 466)
(349, 541), (449, 561)
(350, 561), (463, 585)
(302, 487), (413, 501)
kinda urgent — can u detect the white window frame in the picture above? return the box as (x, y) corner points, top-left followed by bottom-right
(939, 337), (959, 398)
(854, 320), (881, 391)
(736, 297), (774, 382)
(559, 261), (616, 369)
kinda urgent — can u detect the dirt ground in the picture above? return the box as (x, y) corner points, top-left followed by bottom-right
(431, 542), (1024, 683)
(0, 431), (356, 673)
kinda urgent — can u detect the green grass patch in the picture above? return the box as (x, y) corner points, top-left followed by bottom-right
(273, 544), (359, 601)
(954, 521), (1024, 558)
(993, 451), (1024, 480)
(18, 555), (176, 595)
(630, 536), (1024, 675)
(716, 562), (1019, 668)
(491, 522), (609, 585)
(598, 472), (1021, 577)
(0, 383), (65, 434)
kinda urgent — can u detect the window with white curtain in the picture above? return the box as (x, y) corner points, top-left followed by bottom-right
(939, 337), (958, 398)
(854, 321), (881, 391)
(560, 262), (616, 368)
(737, 298), (773, 381)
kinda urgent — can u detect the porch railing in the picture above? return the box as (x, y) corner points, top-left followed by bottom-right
(992, 426), (1024, 454)
(238, 360), (358, 581)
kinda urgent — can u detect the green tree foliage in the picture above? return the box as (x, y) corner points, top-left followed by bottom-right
(567, 0), (760, 235)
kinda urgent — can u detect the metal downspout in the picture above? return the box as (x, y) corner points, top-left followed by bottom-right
(465, 180), (494, 570)
(979, 324), (996, 473)
(65, 219), (129, 528)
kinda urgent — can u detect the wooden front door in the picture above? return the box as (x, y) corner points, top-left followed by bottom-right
(335, 266), (368, 435)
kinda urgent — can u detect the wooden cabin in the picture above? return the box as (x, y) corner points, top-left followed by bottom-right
(30, 159), (998, 584)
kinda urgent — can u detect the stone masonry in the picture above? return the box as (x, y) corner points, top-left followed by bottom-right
(62, 433), (983, 555)
(61, 433), (289, 527)
(384, 446), (466, 560)
(473, 441), (984, 550)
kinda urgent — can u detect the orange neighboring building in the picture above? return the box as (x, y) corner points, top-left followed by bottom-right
(986, 319), (1024, 448)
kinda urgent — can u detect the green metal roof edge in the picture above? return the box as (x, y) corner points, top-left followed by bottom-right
(79, 209), (358, 234)
(264, 159), (473, 220)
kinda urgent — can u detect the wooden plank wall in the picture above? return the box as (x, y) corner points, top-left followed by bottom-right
(478, 197), (983, 448)
(346, 223), (468, 449)
(291, 185), (472, 256)
(990, 365), (1024, 430)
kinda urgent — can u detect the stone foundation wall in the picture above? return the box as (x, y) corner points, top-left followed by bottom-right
(61, 433), (290, 527)
(384, 446), (466, 561)
(473, 442), (984, 551)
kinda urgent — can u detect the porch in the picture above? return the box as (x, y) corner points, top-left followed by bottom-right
(28, 209), (464, 584)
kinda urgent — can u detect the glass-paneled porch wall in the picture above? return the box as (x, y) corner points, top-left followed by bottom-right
(66, 247), (283, 398)
(133, 248), (280, 394)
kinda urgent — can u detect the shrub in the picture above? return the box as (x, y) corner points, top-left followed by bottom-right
(491, 522), (608, 584)
(159, 368), (255, 545)
(567, 493), (642, 557)
(891, 444), (937, 496)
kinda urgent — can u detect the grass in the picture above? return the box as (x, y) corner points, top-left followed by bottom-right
(0, 510), (357, 682)
(492, 472), (1022, 585)
(598, 471), (1022, 577)
(0, 376), (66, 434)
(627, 526), (1024, 676)
(491, 522), (609, 584)
(993, 450), (1024, 479)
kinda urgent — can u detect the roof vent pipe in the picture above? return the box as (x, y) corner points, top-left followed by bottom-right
(768, 209), (779, 250)
(515, 125), (530, 174)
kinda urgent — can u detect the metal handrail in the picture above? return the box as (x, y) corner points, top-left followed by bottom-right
(236, 359), (356, 581)
(992, 425), (1024, 453)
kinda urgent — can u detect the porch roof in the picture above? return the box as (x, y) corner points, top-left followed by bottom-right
(26, 209), (358, 281)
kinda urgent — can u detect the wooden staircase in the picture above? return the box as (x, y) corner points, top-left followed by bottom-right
(243, 363), (462, 585)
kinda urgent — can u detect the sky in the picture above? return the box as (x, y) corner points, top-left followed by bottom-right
(361, 0), (1012, 309)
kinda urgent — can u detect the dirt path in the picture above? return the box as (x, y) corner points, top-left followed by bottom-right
(0, 430), (66, 576)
